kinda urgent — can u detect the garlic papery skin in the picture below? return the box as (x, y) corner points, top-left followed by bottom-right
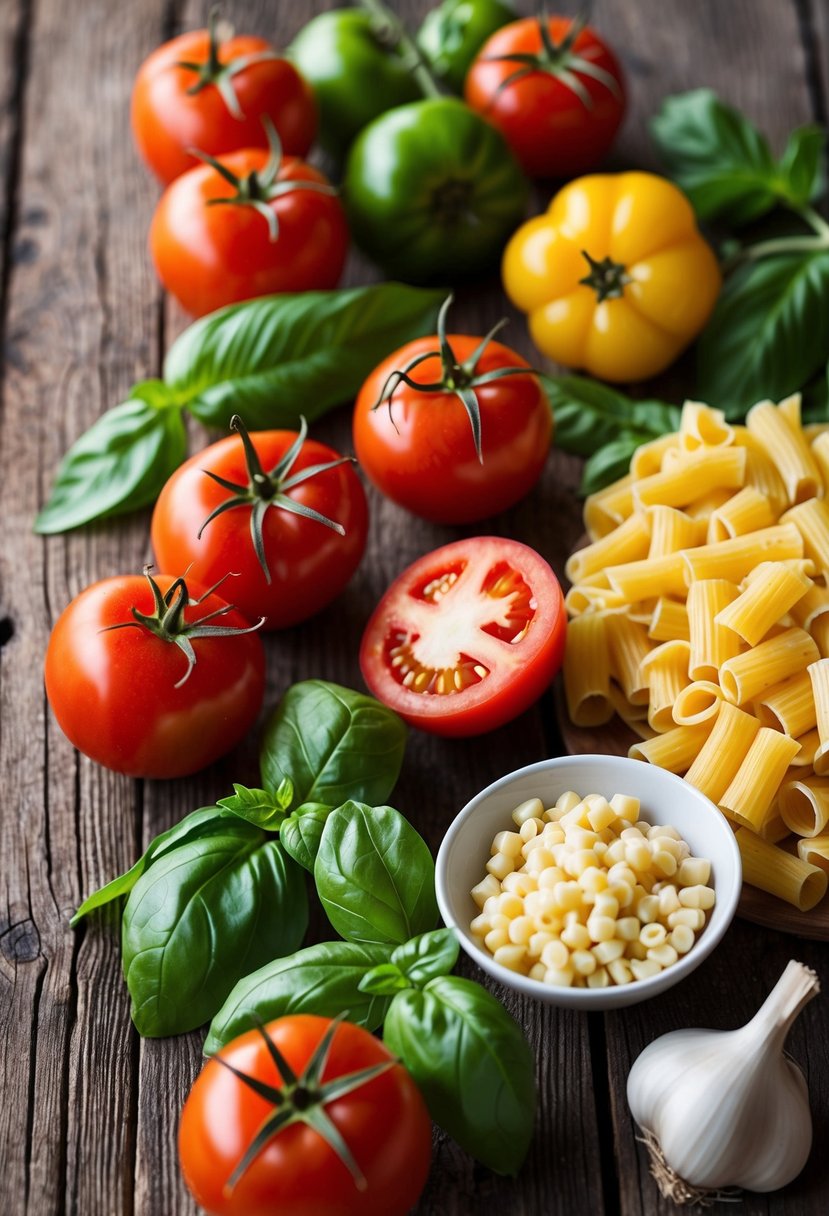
(626, 960), (820, 1201)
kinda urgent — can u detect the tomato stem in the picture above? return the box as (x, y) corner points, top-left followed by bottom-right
(359, 0), (443, 99)
(485, 13), (622, 109)
(175, 5), (282, 121)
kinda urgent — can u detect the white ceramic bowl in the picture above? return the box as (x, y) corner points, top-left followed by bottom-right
(436, 754), (742, 1010)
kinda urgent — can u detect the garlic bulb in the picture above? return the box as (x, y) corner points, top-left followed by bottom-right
(627, 959), (820, 1202)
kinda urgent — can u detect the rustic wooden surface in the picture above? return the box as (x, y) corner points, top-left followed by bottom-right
(1, 1), (827, 1214)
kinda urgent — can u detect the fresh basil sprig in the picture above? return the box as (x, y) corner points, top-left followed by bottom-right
(35, 283), (443, 534)
(543, 374), (680, 495)
(260, 680), (407, 812)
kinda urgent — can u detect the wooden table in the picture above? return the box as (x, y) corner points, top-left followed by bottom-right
(1, 1), (828, 1212)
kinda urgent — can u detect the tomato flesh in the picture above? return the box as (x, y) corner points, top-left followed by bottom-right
(361, 538), (566, 736)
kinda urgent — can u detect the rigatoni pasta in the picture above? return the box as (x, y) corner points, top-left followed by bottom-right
(564, 395), (829, 914)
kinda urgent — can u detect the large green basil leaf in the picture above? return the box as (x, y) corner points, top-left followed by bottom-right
(315, 802), (438, 945)
(216, 780), (293, 830)
(543, 374), (679, 457)
(391, 928), (459, 987)
(280, 803), (333, 872)
(698, 252), (829, 414)
(70, 806), (240, 925)
(260, 680), (406, 811)
(204, 940), (393, 1054)
(580, 434), (645, 496)
(123, 826), (307, 1037)
(651, 90), (822, 225)
(165, 284), (444, 429)
(384, 975), (535, 1175)
(35, 388), (186, 534)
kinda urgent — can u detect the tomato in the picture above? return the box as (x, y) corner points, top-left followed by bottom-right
(503, 171), (722, 382)
(353, 297), (551, 523)
(132, 11), (316, 185)
(179, 1014), (432, 1216)
(417, 0), (516, 94)
(360, 537), (566, 736)
(151, 418), (368, 631)
(343, 97), (528, 284)
(44, 571), (264, 779)
(289, 9), (420, 158)
(149, 131), (348, 317)
(465, 16), (625, 178)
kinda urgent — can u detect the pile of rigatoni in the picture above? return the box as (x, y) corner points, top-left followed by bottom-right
(564, 395), (829, 913)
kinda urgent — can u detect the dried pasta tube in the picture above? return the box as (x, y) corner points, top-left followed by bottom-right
(585, 474), (635, 539)
(639, 640), (691, 731)
(797, 834), (829, 872)
(790, 580), (829, 630)
(608, 682), (648, 723)
(563, 613), (613, 726)
(565, 512), (651, 583)
(719, 728), (801, 832)
(606, 554), (688, 602)
(810, 431), (829, 492)
(720, 627), (818, 706)
(633, 446), (746, 510)
(681, 523), (803, 583)
(678, 400), (733, 450)
(685, 488), (733, 520)
(672, 680), (723, 725)
(811, 615), (829, 659)
(733, 426), (789, 514)
(714, 562), (810, 646)
(759, 811), (792, 844)
(747, 397), (822, 504)
(706, 485), (776, 544)
(687, 579), (740, 681)
(607, 615), (651, 705)
(778, 776), (829, 837)
(646, 506), (706, 559)
(684, 701), (761, 802)
(808, 658), (829, 775)
(781, 498), (829, 575)
(792, 728), (820, 767)
(736, 828), (827, 911)
(630, 433), (680, 479)
(754, 671), (817, 738)
(628, 722), (713, 775)
(648, 598), (690, 643)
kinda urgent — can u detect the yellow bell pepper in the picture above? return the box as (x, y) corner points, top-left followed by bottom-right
(502, 171), (721, 382)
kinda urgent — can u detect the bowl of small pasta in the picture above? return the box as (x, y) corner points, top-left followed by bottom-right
(436, 754), (741, 1009)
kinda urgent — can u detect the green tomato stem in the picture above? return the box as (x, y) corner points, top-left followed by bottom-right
(359, 0), (442, 99)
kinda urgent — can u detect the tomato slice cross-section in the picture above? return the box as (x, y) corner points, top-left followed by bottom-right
(360, 537), (566, 737)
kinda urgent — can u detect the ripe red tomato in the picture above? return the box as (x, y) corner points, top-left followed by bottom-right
(151, 420), (368, 630)
(150, 144), (348, 317)
(44, 572), (265, 778)
(179, 1015), (432, 1216)
(360, 537), (566, 736)
(353, 327), (552, 524)
(131, 15), (316, 185)
(465, 16), (625, 178)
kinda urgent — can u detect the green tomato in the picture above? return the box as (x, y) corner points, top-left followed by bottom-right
(418, 0), (515, 93)
(343, 97), (529, 284)
(288, 9), (420, 158)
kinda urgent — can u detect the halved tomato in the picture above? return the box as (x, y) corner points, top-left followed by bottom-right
(360, 537), (566, 736)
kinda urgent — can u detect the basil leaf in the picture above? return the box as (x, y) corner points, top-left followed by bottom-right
(698, 252), (829, 414)
(204, 940), (394, 1054)
(543, 375), (679, 464)
(280, 803), (333, 871)
(651, 90), (780, 225)
(778, 124), (825, 207)
(217, 781), (293, 831)
(384, 975), (535, 1175)
(35, 389), (186, 534)
(315, 801), (438, 946)
(260, 680), (407, 811)
(165, 284), (444, 429)
(358, 962), (411, 996)
(391, 928), (460, 988)
(70, 806), (240, 925)
(580, 434), (645, 496)
(123, 826), (307, 1037)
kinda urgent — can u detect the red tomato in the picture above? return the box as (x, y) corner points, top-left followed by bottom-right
(465, 16), (625, 178)
(360, 537), (566, 736)
(44, 572), (264, 778)
(353, 332), (552, 524)
(131, 17), (316, 185)
(151, 422), (368, 631)
(150, 146), (348, 317)
(179, 1015), (432, 1216)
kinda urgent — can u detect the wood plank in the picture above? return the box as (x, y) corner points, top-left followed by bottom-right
(587, 1), (829, 1212)
(0, 0), (169, 1213)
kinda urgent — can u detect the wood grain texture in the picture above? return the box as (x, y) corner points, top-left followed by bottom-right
(0, 0), (827, 1214)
